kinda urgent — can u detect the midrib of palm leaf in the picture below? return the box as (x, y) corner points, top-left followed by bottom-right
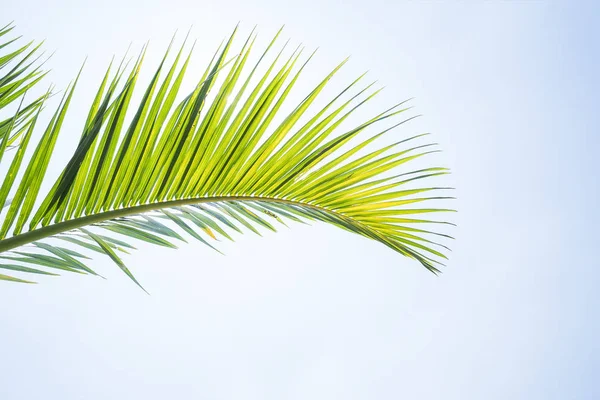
(0, 24), (455, 288)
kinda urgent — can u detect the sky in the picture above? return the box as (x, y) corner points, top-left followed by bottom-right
(1, 1), (599, 399)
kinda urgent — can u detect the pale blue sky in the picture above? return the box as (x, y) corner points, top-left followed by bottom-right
(1, 1), (599, 399)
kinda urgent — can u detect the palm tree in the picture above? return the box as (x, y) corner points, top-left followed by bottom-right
(0, 23), (454, 290)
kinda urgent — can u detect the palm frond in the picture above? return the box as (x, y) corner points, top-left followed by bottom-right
(0, 22), (48, 161)
(0, 24), (455, 288)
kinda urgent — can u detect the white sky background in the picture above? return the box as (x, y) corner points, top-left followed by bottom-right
(1, 1), (599, 399)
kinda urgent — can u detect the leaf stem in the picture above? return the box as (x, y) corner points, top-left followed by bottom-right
(0, 195), (337, 253)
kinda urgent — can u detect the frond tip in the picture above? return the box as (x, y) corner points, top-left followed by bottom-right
(0, 24), (455, 288)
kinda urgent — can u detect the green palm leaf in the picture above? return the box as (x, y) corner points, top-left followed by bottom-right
(0, 22), (47, 161)
(0, 24), (455, 288)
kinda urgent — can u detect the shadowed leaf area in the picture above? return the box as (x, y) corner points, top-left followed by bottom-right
(0, 23), (455, 290)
